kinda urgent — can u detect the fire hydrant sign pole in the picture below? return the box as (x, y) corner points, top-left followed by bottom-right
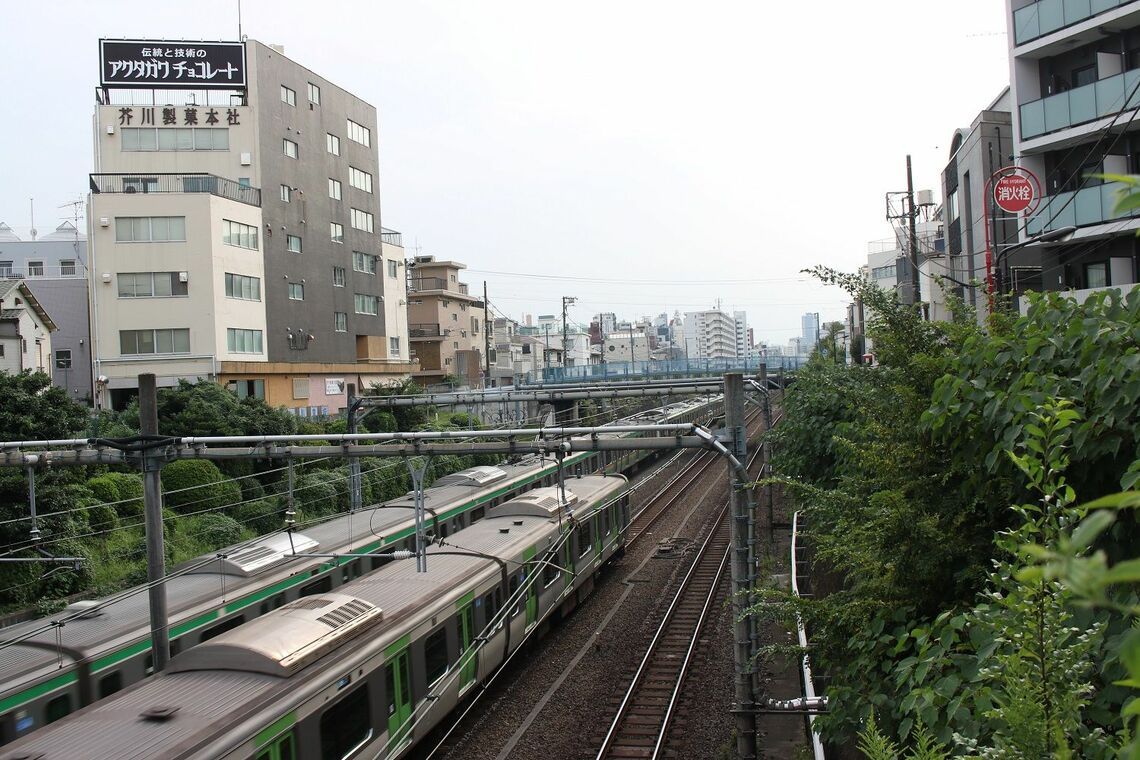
(983, 166), (1040, 310)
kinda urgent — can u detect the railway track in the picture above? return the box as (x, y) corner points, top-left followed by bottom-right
(594, 502), (731, 759)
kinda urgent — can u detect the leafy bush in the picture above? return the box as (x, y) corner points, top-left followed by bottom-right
(233, 499), (283, 535)
(161, 459), (242, 516)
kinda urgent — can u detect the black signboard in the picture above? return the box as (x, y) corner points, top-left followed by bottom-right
(99, 39), (246, 89)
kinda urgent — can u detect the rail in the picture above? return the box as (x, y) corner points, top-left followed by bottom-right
(595, 502), (731, 759)
(408, 323), (444, 338)
(792, 510), (826, 760)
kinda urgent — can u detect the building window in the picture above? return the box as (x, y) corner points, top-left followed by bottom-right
(352, 251), (377, 274)
(224, 272), (261, 301)
(117, 272), (188, 298)
(287, 234), (303, 253)
(350, 208), (374, 233)
(121, 127), (229, 151)
(354, 293), (378, 315)
(472, 317), (480, 334)
(451, 313), (458, 321)
(60, 260), (77, 277)
(329, 178), (342, 200)
(293, 378), (310, 399)
(27, 261), (43, 277)
(333, 266), (346, 287)
(232, 379), (265, 400)
(55, 349), (72, 369)
(288, 282), (305, 301)
(283, 138), (298, 159)
(119, 328), (190, 355)
(349, 167), (373, 193)
(389, 336), (400, 356)
(280, 184), (291, 202)
(308, 82), (321, 104)
(281, 85), (296, 106)
(387, 259), (398, 278)
(115, 216), (186, 243)
(347, 119), (371, 147)
(326, 133), (341, 155)
(334, 311), (347, 332)
(227, 328), (264, 353)
(330, 222), (344, 244)
(222, 220), (259, 250)
(0, 261), (11, 277)
(1086, 262), (1109, 289)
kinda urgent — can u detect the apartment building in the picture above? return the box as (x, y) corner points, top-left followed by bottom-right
(406, 256), (486, 384)
(683, 309), (736, 359)
(88, 38), (414, 410)
(0, 280), (56, 376)
(0, 222), (92, 401)
(1006, 1), (1140, 303)
(733, 310), (748, 358)
(942, 89), (1016, 319)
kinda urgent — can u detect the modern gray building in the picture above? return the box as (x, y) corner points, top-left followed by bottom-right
(1005, 0), (1140, 308)
(0, 222), (92, 402)
(88, 38), (412, 410)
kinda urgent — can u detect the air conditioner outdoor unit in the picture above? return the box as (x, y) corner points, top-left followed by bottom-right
(240, 152), (252, 166)
(178, 272), (188, 283)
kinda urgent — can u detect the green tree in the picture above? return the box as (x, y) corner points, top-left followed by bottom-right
(0, 370), (87, 441)
(161, 459), (242, 516)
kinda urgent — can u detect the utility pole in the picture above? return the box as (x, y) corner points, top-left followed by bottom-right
(346, 383), (362, 513)
(543, 324), (551, 379)
(906, 154), (921, 307)
(562, 295), (576, 371)
(483, 282), (492, 389)
(139, 374), (170, 672)
(724, 372), (758, 759)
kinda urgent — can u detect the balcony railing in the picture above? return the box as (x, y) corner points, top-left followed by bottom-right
(89, 173), (261, 207)
(380, 228), (402, 247)
(1014, 0), (1128, 46)
(408, 323), (444, 338)
(1020, 67), (1140, 139)
(1025, 182), (1136, 235)
(0, 265), (87, 280)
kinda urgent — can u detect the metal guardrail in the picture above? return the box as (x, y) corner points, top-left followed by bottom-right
(380, 228), (402, 246)
(408, 323), (444, 338)
(791, 511), (826, 760)
(89, 173), (261, 207)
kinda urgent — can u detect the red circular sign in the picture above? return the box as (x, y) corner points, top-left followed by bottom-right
(994, 174), (1035, 213)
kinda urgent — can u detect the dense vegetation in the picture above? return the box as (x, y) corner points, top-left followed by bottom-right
(758, 274), (1140, 756)
(0, 377), (502, 612)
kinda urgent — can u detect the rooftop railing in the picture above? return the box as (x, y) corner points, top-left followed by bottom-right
(89, 173), (261, 207)
(380, 228), (402, 246)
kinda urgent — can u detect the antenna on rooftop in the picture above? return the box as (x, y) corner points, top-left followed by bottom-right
(28, 198), (36, 241)
(58, 199), (85, 241)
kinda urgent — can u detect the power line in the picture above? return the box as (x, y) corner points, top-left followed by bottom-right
(468, 269), (812, 285)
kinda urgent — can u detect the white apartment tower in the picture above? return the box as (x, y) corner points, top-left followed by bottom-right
(732, 310), (748, 358)
(683, 309), (736, 359)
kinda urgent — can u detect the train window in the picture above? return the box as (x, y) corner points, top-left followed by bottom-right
(98, 671), (122, 699)
(424, 628), (449, 685)
(301, 576), (333, 597)
(145, 654), (154, 676)
(470, 506), (485, 523)
(171, 638), (183, 656)
(256, 730), (296, 760)
(439, 521), (449, 539)
(578, 521), (593, 557)
(543, 558), (558, 587)
(201, 614), (246, 642)
(45, 694), (71, 724)
(508, 575), (520, 614)
(371, 554), (392, 571)
(319, 684), (372, 760)
(483, 592), (496, 620)
(260, 601), (270, 616)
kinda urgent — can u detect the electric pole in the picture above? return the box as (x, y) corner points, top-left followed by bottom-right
(544, 324), (551, 378)
(483, 282), (492, 388)
(139, 374), (170, 672)
(906, 155), (921, 307)
(561, 296), (576, 370)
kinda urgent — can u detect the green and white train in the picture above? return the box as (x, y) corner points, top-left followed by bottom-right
(0, 396), (717, 746)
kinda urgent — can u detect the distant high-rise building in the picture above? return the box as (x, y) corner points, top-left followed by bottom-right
(683, 309), (736, 359)
(733, 310), (748, 358)
(801, 312), (820, 348)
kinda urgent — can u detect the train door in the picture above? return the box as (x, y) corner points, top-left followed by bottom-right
(458, 598), (476, 692)
(523, 547), (538, 630)
(384, 647), (412, 751)
(253, 715), (297, 760)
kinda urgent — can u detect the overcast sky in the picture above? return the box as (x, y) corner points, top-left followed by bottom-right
(1, 1), (1010, 344)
